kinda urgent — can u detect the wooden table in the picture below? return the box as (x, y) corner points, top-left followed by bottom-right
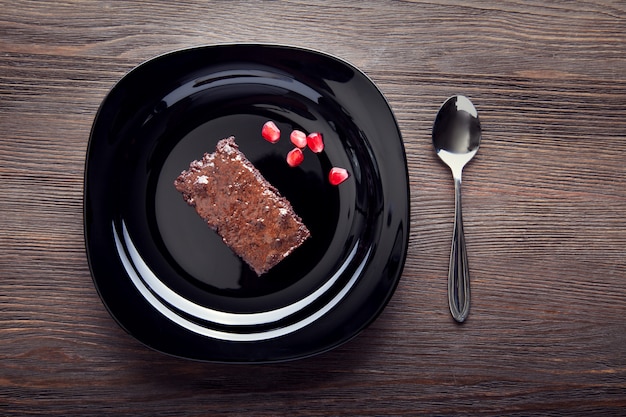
(2, 1), (625, 415)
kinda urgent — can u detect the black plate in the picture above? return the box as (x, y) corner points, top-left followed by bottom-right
(84, 44), (409, 362)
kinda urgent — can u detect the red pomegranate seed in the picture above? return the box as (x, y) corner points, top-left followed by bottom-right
(290, 129), (307, 148)
(262, 121), (280, 143)
(329, 167), (349, 185)
(286, 148), (304, 167)
(306, 132), (324, 153)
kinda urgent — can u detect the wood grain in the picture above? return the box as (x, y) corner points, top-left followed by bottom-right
(1, 1), (625, 415)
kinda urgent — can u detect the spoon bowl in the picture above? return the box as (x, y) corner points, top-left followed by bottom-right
(432, 95), (481, 323)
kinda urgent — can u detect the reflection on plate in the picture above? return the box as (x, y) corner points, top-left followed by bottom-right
(84, 44), (409, 362)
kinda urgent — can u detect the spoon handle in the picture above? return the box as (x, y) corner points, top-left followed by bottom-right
(449, 176), (470, 322)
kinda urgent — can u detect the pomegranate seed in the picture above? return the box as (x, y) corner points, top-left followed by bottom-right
(286, 148), (304, 167)
(329, 167), (349, 185)
(290, 129), (307, 148)
(306, 132), (324, 153)
(262, 121), (280, 143)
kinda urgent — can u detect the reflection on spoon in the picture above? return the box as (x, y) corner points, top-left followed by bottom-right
(432, 95), (482, 323)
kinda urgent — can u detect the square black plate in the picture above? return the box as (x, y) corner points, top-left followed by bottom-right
(84, 44), (409, 362)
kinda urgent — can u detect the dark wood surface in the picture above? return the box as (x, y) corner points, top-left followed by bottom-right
(2, 1), (625, 415)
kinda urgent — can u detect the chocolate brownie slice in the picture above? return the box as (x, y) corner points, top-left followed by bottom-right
(174, 137), (311, 275)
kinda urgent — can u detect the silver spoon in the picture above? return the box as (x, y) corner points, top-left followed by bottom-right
(432, 95), (481, 323)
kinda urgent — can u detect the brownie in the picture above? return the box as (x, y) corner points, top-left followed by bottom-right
(174, 136), (311, 275)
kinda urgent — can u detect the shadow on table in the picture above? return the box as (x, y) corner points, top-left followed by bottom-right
(119, 304), (401, 397)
